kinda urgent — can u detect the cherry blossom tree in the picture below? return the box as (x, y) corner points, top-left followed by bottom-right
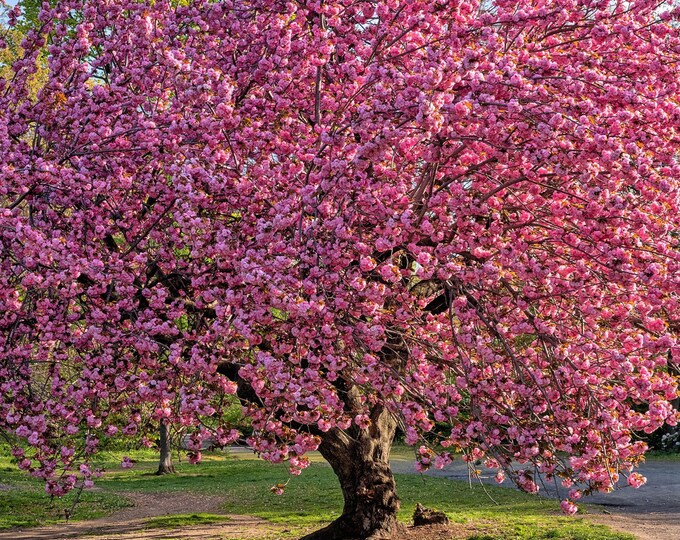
(3, 1), (680, 538)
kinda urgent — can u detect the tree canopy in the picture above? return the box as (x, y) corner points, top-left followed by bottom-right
(2, 1), (680, 537)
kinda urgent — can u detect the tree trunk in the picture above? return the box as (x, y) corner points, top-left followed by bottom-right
(156, 420), (176, 475)
(301, 406), (402, 540)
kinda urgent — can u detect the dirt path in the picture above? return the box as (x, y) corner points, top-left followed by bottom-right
(0, 491), (291, 540)
(585, 512), (680, 540)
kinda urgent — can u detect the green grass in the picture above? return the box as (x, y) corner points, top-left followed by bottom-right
(0, 465), (132, 529)
(144, 513), (231, 529)
(212, 460), (631, 540)
(0, 446), (634, 539)
(642, 450), (680, 460)
(0, 446), (135, 529)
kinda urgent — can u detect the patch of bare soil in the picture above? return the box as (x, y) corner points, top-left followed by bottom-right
(0, 491), (290, 540)
(393, 522), (492, 540)
(584, 510), (680, 540)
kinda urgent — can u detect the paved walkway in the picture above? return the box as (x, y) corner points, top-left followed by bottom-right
(390, 457), (680, 513)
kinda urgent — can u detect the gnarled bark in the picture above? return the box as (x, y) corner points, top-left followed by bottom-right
(301, 405), (402, 540)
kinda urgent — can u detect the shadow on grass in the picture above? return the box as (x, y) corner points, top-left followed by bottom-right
(144, 513), (231, 529)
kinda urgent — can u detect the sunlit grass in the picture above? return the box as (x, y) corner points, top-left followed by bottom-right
(0, 464), (131, 529)
(0, 446), (634, 539)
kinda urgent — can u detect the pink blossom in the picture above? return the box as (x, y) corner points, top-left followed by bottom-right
(568, 489), (582, 501)
(354, 414), (371, 429)
(359, 257), (377, 272)
(627, 473), (647, 489)
(560, 500), (578, 515)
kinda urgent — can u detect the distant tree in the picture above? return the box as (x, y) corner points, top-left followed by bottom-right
(0, 3), (47, 100)
(2, 1), (680, 539)
(156, 419), (175, 475)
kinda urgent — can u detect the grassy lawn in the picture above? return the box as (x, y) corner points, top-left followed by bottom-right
(0, 446), (634, 540)
(641, 450), (680, 460)
(0, 462), (131, 528)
